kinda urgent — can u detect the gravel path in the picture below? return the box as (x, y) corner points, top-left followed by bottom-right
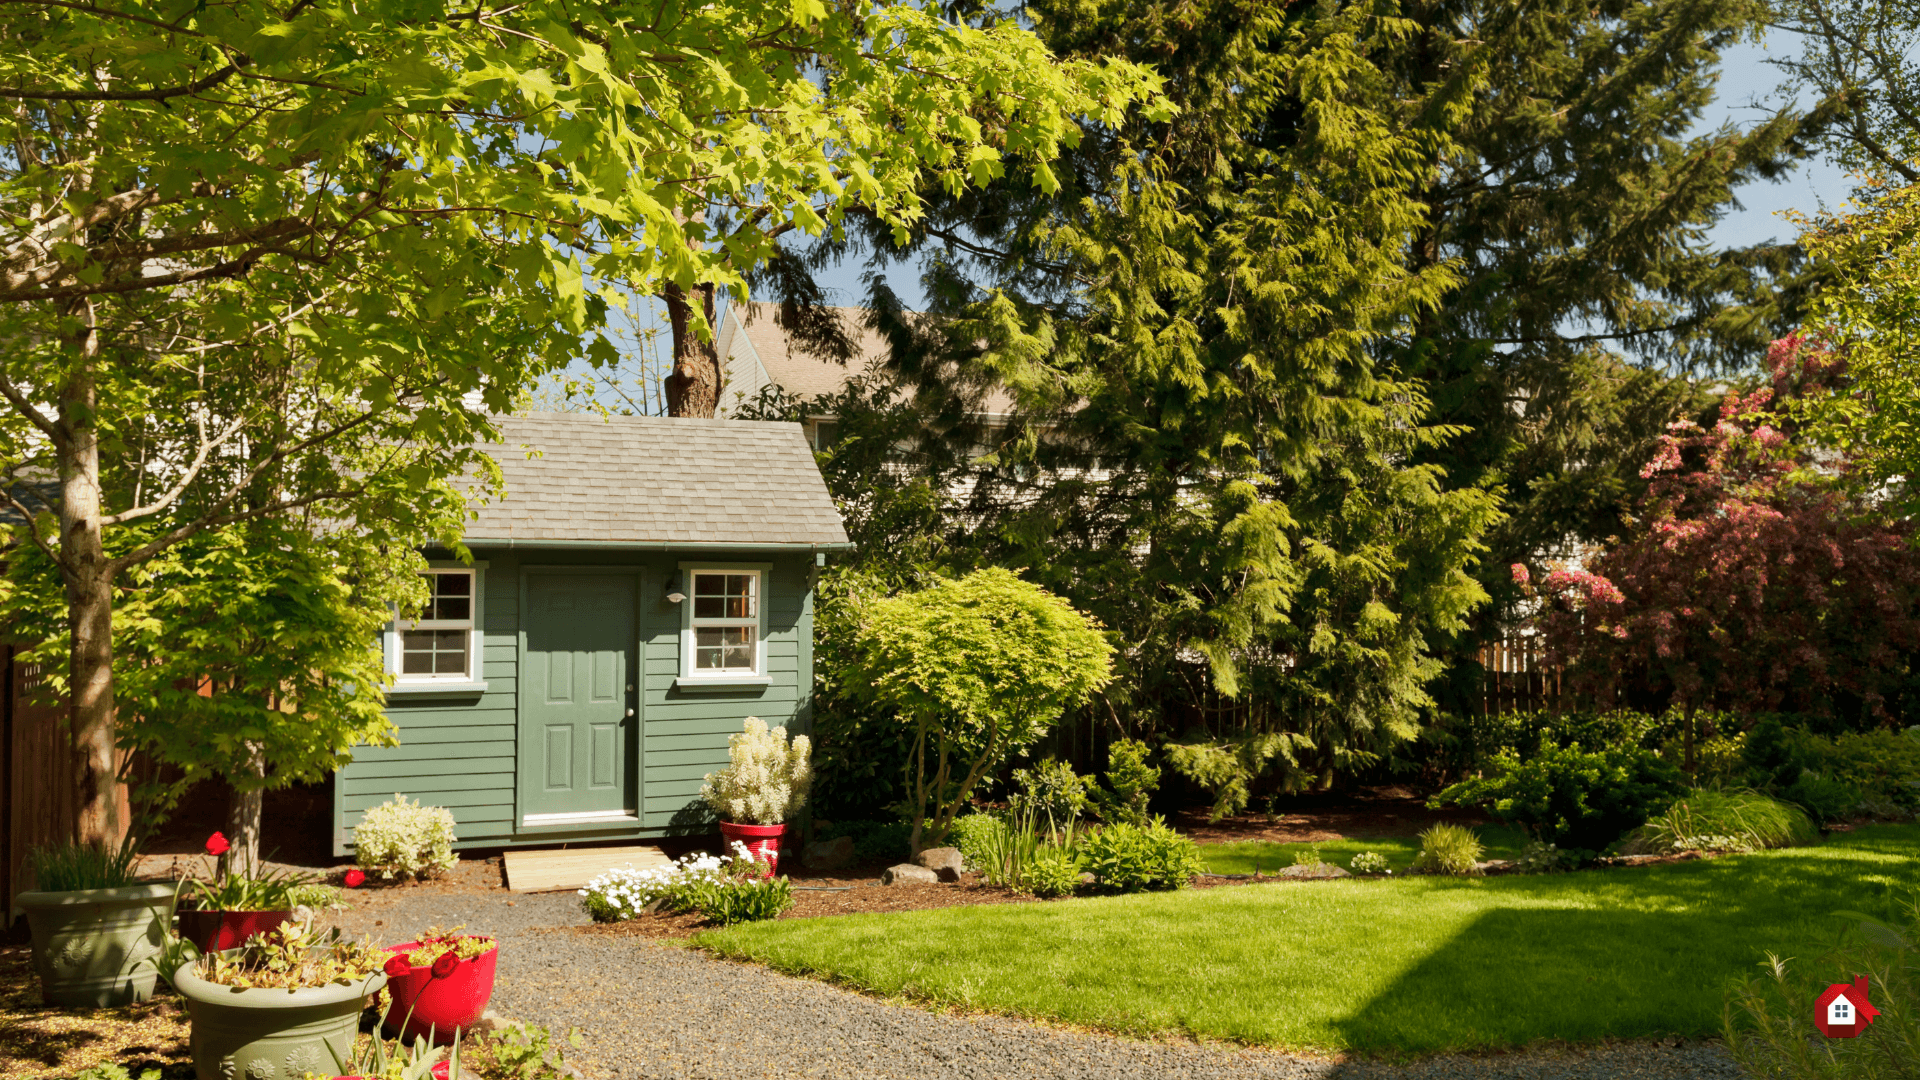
(327, 892), (1745, 1080)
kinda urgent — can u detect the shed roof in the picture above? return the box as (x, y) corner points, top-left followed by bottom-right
(464, 413), (850, 549)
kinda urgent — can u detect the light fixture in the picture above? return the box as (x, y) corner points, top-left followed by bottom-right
(664, 571), (686, 604)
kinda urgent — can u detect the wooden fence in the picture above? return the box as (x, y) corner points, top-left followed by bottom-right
(1477, 637), (1565, 716)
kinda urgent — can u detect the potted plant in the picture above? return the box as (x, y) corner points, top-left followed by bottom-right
(172, 920), (389, 1080)
(175, 831), (317, 953)
(380, 927), (499, 1045)
(334, 1004), (466, 1080)
(699, 716), (812, 876)
(14, 838), (173, 1007)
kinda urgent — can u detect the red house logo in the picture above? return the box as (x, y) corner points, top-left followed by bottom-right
(1816, 976), (1880, 1038)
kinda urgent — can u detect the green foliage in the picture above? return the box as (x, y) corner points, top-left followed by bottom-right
(821, 819), (914, 864)
(1089, 739), (1160, 827)
(1163, 733), (1314, 822)
(26, 838), (140, 892)
(1786, 775), (1866, 824)
(1010, 757), (1093, 833)
(1743, 719), (1920, 819)
(486, 1023), (583, 1080)
(1513, 840), (1571, 874)
(1725, 906), (1920, 1079)
(845, 568), (1114, 852)
(1626, 789), (1819, 854)
(682, 875), (796, 927)
(1432, 744), (1687, 857)
(1292, 846), (1326, 868)
(969, 806), (1044, 890)
(1412, 824), (1484, 876)
(1349, 852), (1391, 875)
(947, 813), (1006, 872)
(1024, 845), (1083, 899)
(72, 1067), (160, 1080)
(1079, 818), (1203, 893)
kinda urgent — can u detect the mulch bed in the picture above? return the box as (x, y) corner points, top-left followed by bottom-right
(0, 945), (194, 1080)
(1173, 786), (1496, 845)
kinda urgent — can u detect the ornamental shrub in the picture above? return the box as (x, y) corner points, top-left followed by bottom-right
(947, 812), (1004, 870)
(1349, 851), (1391, 875)
(1431, 743), (1686, 857)
(1024, 844), (1082, 898)
(1010, 757), (1093, 832)
(1785, 774), (1865, 823)
(700, 717), (812, 825)
(1080, 817), (1203, 893)
(579, 844), (792, 924)
(353, 794), (457, 880)
(1624, 788), (1818, 853)
(1412, 823), (1483, 875)
(1090, 738), (1161, 826)
(1514, 839), (1570, 873)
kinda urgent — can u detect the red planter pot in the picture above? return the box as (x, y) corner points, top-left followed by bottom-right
(382, 941), (499, 1045)
(177, 909), (294, 953)
(718, 821), (787, 877)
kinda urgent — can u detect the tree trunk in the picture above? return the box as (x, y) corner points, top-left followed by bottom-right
(226, 740), (267, 871)
(57, 300), (123, 848)
(663, 281), (722, 418)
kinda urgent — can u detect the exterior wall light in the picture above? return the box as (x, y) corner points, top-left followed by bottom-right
(664, 571), (687, 604)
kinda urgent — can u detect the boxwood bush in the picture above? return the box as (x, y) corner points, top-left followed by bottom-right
(1431, 743), (1686, 858)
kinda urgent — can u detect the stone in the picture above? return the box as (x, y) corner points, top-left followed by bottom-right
(803, 835), (855, 872)
(881, 863), (939, 885)
(1276, 863), (1350, 880)
(912, 846), (965, 881)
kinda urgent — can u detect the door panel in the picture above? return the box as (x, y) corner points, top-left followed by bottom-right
(523, 573), (636, 820)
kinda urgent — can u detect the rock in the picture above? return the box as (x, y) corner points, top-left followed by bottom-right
(881, 863), (940, 885)
(803, 835), (855, 872)
(1276, 863), (1350, 880)
(472, 1009), (513, 1034)
(640, 897), (668, 915)
(912, 846), (965, 882)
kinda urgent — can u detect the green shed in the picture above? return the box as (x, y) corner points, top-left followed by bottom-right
(332, 413), (851, 855)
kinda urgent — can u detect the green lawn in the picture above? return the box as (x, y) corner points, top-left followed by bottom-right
(699, 824), (1920, 1054)
(1198, 824), (1531, 876)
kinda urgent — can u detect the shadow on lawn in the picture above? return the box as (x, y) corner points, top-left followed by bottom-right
(1329, 835), (1920, 1054)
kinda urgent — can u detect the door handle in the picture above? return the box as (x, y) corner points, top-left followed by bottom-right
(626, 708), (635, 717)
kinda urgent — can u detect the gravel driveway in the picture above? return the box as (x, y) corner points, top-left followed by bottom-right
(328, 892), (1745, 1080)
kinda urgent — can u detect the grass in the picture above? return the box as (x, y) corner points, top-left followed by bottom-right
(1197, 822), (1529, 876)
(698, 824), (1920, 1055)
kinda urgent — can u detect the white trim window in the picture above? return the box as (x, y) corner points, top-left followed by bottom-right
(686, 569), (763, 675)
(398, 569), (477, 681)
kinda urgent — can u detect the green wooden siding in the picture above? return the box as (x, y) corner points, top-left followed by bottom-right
(334, 548), (816, 854)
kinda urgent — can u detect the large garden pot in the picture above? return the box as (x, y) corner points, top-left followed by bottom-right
(718, 821), (786, 877)
(178, 909), (295, 954)
(381, 942), (499, 1045)
(174, 957), (387, 1080)
(16, 883), (173, 1007)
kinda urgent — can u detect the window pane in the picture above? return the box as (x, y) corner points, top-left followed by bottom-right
(694, 626), (753, 671)
(693, 595), (725, 620)
(401, 629), (468, 678)
(424, 572), (471, 622)
(692, 572), (756, 620)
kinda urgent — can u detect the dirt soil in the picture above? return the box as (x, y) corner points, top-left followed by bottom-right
(0, 944), (194, 1080)
(1172, 786), (1494, 845)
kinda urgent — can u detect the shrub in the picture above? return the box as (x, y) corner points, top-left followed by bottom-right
(1010, 757), (1093, 832)
(354, 794), (457, 880)
(1514, 839), (1569, 873)
(1431, 743), (1686, 857)
(579, 844), (792, 925)
(1625, 788), (1819, 854)
(1412, 823), (1483, 875)
(1292, 845), (1325, 867)
(1724, 906), (1918, 1078)
(1349, 851), (1391, 875)
(970, 807), (1043, 889)
(700, 716), (812, 825)
(1024, 844), (1082, 898)
(27, 838), (140, 891)
(1786, 774), (1865, 823)
(1089, 738), (1161, 826)
(1080, 817), (1204, 893)
(947, 812), (1004, 870)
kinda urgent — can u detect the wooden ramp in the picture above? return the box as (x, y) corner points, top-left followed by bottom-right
(503, 845), (672, 893)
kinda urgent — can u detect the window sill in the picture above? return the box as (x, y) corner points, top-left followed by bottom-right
(672, 675), (772, 693)
(388, 680), (489, 697)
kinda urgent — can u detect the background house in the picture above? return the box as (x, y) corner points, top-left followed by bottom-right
(332, 413), (851, 855)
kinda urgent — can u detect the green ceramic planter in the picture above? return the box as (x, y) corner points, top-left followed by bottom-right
(174, 958), (387, 1080)
(16, 883), (174, 1007)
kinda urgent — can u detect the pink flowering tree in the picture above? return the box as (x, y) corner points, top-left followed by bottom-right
(1513, 337), (1920, 765)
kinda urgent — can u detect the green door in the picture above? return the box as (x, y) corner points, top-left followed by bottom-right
(522, 573), (636, 823)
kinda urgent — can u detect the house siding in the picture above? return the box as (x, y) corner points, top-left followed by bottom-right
(334, 547), (814, 854)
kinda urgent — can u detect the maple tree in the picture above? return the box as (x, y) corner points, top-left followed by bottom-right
(1516, 337), (1920, 752)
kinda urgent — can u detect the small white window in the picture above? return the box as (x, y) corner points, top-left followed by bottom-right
(398, 570), (475, 680)
(691, 571), (760, 673)
(1832, 999), (1853, 1022)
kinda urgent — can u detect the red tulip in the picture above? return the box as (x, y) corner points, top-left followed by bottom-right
(205, 832), (231, 856)
(430, 951), (460, 979)
(384, 954), (414, 978)
(344, 869), (366, 888)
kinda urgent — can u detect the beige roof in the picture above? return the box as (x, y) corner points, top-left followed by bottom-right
(718, 305), (1017, 416)
(464, 413), (851, 549)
